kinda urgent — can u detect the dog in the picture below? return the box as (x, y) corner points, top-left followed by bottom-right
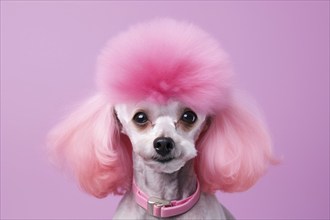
(48, 18), (274, 219)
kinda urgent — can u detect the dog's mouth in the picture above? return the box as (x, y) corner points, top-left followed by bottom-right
(147, 154), (188, 173)
(152, 156), (174, 163)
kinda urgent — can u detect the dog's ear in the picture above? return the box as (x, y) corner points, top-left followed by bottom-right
(47, 94), (132, 198)
(195, 93), (275, 193)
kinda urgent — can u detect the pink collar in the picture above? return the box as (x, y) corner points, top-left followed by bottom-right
(132, 180), (201, 218)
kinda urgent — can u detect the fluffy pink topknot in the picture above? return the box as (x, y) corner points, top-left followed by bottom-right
(97, 18), (233, 114)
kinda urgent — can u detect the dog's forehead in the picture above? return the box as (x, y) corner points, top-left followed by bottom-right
(141, 101), (181, 115)
(118, 100), (183, 116)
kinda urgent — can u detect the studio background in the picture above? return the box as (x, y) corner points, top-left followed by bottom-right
(1, 1), (329, 219)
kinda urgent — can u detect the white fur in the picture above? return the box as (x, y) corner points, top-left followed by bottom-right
(114, 100), (235, 219)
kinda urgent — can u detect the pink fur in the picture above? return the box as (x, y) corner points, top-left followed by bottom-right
(48, 95), (132, 197)
(97, 18), (233, 114)
(196, 94), (274, 193)
(48, 18), (274, 197)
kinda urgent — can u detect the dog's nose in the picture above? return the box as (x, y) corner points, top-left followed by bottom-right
(153, 137), (175, 156)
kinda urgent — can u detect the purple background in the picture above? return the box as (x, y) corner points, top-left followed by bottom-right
(1, 1), (329, 219)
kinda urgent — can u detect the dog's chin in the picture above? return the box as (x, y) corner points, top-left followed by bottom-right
(148, 159), (185, 174)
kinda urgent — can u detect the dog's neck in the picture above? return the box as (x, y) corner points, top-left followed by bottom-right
(133, 155), (197, 201)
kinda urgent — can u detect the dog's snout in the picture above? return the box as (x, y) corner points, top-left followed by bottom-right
(153, 137), (175, 156)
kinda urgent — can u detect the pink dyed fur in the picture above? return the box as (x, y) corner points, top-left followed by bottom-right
(48, 95), (132, 197)
(97, 18), (233, 114)
(48, 18), (274, 197)
(196, 94), (274, 193)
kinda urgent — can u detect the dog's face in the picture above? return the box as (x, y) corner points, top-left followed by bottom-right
(115, 101), (208, 173)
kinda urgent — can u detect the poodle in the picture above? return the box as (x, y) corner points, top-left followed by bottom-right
(48, 18), (274, 219)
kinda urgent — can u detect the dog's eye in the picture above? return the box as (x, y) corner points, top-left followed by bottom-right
(181, 110), (197, 124)
(133, 112), (148, 125)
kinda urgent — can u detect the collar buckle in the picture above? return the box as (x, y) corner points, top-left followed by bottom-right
(132, 180), (201, 218)
(147, 197), (171, 216)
